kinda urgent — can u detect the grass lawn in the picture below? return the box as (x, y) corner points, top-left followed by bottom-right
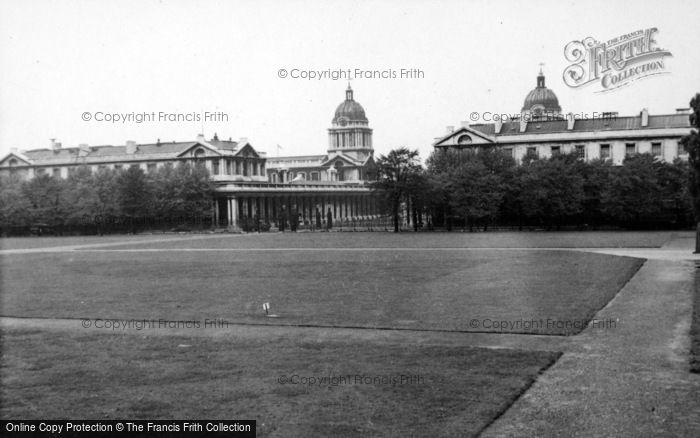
(691, 265), (700, 373)
(1, 247), (642, 335)
(97, 230), (677, 250)
(0, 233), (197, 251)
(0, 327), (560, 437)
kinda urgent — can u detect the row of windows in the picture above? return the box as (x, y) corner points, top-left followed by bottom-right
(270, 171), (322, 183)
(210, 159), (264, 177)
(28, 158), (266, 178)
(514, 142), (671, 160)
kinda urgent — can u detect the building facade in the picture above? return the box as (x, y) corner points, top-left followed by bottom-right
(0, 87), (382, 229)
(434, 71), (691, 164)
(265, 85), (376, 183)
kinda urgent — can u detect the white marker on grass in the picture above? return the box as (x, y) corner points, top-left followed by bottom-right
(262, 302), (278, 318)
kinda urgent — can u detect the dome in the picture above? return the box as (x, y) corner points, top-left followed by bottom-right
(521, 71), (561, 114)
(332, 85), (368, 124)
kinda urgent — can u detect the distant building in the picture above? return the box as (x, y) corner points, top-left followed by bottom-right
(266, 84), (376, 183)
(0, 87), (382, 229)
(433, 70), (691, 165)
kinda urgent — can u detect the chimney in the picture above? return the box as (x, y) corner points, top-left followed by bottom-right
(567, 113), (576, 130)
(446, 126), (454, 135)
(10, 147), (18, 154)
(78, 143), (89, 157)
(51, 138), (61, 150)
(196, 134), (206, 142)
(239, 137), (248, 145)
(460, 121), (470, 129)
(676, 108), (690, 114)
(494, 119), (503, 134)
(641, 108), (649, 127)
(125, 140), (137, 154)
(519, 118), (527, 133)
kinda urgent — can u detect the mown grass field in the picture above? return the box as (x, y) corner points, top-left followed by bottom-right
(0, 232), (649, 435)
(2, 246), (641, 335)
(1, 327), (560, 437)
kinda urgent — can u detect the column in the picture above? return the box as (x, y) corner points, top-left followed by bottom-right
(231, 196), (238, 228)
(214, 199), (219, 226)
(227, 197), (232, 226)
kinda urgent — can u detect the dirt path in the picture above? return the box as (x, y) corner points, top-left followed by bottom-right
(481, 258), (700, 437)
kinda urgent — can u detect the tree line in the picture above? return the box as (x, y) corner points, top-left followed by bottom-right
(0, 163), (215, 235)
(372, 147), (694, 232)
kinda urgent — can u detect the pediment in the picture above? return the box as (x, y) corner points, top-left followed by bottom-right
(433, 126), (496, 147)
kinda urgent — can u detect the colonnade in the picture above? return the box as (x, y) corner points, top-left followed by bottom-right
(214, 192), (380, 228)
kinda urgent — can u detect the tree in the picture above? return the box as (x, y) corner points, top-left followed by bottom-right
(517, 154), (584, 229)
(22, 174), (69, 234)
(92, 168), (120, 234)
(116, 167), (152, 233)
(450, 159), (504, 231)
(680, 93), (700, 252)
(64, 165), (98, 231)
(602, 154), (663, 227)
(371, 147), (422, 232)
(0, 174), (31, 234)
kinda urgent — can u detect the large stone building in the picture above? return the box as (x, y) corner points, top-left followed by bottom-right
(266, 84), (376, 183)
(434, 70), (692, 164)
(0, 87), (382, 229)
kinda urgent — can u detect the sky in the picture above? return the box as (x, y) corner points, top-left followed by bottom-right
(1, 0), (698, 162)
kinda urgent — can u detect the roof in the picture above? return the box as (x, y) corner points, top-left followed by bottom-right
(468, 113), (691, 138)
(332, 85), (368, 124)
(266, 155), (328, 169)
(3, 137), (259, 167)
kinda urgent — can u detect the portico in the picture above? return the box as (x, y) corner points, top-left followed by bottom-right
(214, 182), (380, 229)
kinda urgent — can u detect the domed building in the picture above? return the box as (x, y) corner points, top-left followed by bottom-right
(521, 68), (562, 118)
(266, 84), (376, 183)
(434, 65), (690, 166)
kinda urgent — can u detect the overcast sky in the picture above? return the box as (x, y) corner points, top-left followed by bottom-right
(1, 0), (698, 162)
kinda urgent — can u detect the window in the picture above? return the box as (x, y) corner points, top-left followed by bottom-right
(194, 148), (206, 159)
(311, 171), (320, 181)
(575, 145), (585, 159)
(235, 160), (241, 175)
(242, 160), (248, 176)
(600, 144), (611, 159)
(526, 147), (537, 157)
(53, 168), (61, 177)
(8, 158), (17, 167)
(114, 164), (123, 170)
(252, 161), (258, 176)
(164, 162), (173, 169)
(677, 141), (686, 156)
(457, 134), (472, 145)
(36, 168), (46, 176)
(147, 163), (157, 172)
(129, 164), (139, 170)
(225, 159), (232, 175)
(271, 173), (278, 183)
(625, 143), (636, 156)
(503, 148), (513, 158)
(212, 159), (219, 175)
(652, 142), (662, 156)
(551, 146), (561, 156)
